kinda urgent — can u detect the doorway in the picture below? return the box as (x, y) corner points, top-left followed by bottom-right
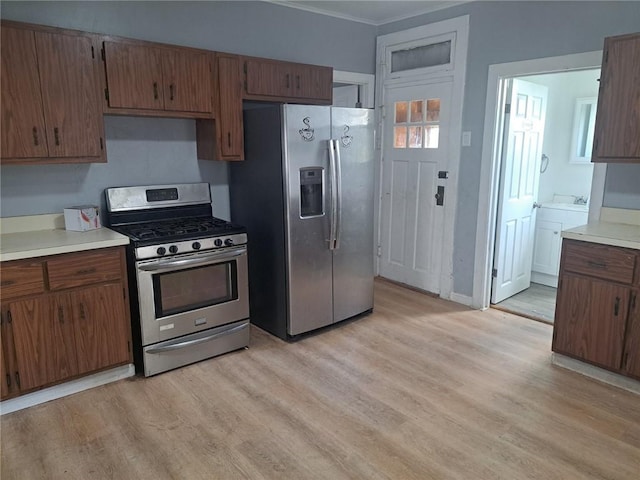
(491, 68), (600, 323)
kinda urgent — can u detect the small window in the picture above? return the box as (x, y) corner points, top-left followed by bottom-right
(393, 97), (441, 149)
(391, 41), (452, 73)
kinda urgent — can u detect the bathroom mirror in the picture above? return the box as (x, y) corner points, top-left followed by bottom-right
(569, 96), (597, 164)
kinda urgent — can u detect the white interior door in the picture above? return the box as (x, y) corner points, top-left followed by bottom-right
(379, 81), (452, 294)
(491, 79), (548, 304)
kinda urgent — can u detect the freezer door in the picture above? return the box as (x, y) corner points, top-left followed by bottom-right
(283, 104), (333, 336)
(331, 108), (375, 322)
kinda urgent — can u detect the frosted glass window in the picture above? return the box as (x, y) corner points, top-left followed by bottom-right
(394, 127), (407, 148)
(391, 41), (452, 73)
(395, 102), (408, 123)
(426, 99), (440, 121)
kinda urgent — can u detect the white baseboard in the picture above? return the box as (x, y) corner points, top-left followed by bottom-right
(449, 292), (473, 307)
(551, 353), (640, 395)
(0, 364), (135, 415)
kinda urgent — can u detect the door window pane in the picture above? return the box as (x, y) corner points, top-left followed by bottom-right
(426, 99), (440, 121)
(410, 100), (424, 122)
(425, 126), (440, 149)
(390, 41), (452, 73)
(394, 127), (407, 148)
(408, 127), (423, 148)
(395, 102), (408, 123)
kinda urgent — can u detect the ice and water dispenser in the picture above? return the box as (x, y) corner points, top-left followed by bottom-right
(300, 168), (323, 217)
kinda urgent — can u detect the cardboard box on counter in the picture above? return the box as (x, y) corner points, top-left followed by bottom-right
(63, 205), (101, 231)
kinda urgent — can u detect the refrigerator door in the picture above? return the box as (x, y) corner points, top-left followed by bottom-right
(331, 108), (375, 322)
(283, 104), (334, 336)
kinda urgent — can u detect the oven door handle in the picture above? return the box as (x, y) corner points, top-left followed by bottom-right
(138, 248), (246, 272)
(146, 322), (249, 354)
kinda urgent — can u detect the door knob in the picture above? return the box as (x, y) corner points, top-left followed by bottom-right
(533, 202), (542, 209)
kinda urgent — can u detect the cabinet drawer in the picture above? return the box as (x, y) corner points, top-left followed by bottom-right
(47, 248), (122, 290)
(0, 261), (45, 298)
(562, 240), (636, 284)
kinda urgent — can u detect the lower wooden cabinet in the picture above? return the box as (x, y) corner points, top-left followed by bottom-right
(0, 247), (131, 400)
(552, 239), (640, 380)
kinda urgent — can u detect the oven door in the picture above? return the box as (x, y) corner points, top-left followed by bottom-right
(135, 246), (249, 345)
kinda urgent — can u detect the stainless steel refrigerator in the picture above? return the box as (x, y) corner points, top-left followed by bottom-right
(229, 104), (375, 339)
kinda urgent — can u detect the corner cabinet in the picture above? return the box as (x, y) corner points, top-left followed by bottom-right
(101, 39), (214, 117)
(0, 247), (132, 400)
(0, 22), (105, 165)
(552, 239), (640, 379)
(591, 32), (640, 163)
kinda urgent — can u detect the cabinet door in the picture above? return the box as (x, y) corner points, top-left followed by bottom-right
(532, 220), (562, 276)
(553, 273), (629, 369)
(245, 59), (290, 97)
(72, 283), (130, 375)
(103, 41), (164, 110)
(9, 295), (79, 391)
(0, 26), (49, 159)
(162, 50), (212, 113)
(36, 32), (103, 158)
(623, 291), (640, 378)
(592, 33), (640, 162)
(291, 64), (333, 101)
(218, 55), (244, 158)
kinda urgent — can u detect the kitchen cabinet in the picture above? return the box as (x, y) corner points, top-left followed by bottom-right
(196, 54), (244, 161)
(552, 239), (639, 377)
(0, 247), (131, 400)
(623, 295), (640, 378)
(102, 40), (214, 116)
(592, 32), (640, 163)
(244, 57), (333, 104)
(1, 23), (105, 164)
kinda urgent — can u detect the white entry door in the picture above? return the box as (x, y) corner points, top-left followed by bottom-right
(379, 81), (452, 294)
(491, 79), (548, 304)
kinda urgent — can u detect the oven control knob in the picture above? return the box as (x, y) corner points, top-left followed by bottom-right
(214, 239), (223, 247)
(224, 238), (234, 246)
(156, 247), (167, 256)
(192, 241), (201, 250)
(169, 245), (178, 254)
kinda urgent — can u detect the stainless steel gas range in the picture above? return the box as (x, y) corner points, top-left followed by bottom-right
(105, 183), (249, 376)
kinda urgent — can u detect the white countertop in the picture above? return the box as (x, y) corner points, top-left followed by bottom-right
(0, 214), (129, 262)
(562, 221), (640, 250)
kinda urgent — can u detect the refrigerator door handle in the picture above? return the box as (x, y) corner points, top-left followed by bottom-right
(334, 140), (343, 250)
(328, 139), (338, 250)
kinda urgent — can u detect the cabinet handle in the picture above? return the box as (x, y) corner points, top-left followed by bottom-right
(286, 74), (290, 88)
(614, 297), (620, 316)
(6, 310), (12, 324)
(228, 132), (231, 148)
(15, 372), (20, 388)
(624, 352), (629, 369)
(79, 303), (86, 320)
(76, 267), (96, 275)
(58, 306), (64, 324)
(5, 373), (10, 388)
(169, 84), (175, 101)
(587, 260), (607, 269)
(54, 127), (60, 146)
(296, 75), (300, 89)
(32, 127), (39, 146)
(153, 82), (159, 100)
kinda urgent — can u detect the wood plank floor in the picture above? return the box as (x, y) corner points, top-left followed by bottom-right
(2, 279), (639, 479)
(493, 282), (557, 324)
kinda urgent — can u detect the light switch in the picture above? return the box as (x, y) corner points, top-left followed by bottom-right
(462, 131), (471, 147)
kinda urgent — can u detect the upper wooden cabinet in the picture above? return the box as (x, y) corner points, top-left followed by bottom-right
(592, 32), (640, 163)
(244, 57), (333, 104)
(196, 53), (244, 161)
(1, 23), (105, 164)
(102, 40), (214, 116)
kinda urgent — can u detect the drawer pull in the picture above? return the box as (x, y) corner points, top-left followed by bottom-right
(587, 261), (607, 269)
(14, 372), (20, 388)
(32, 126), (39, 146)
(0, 280), (15, 286)
(5, 373), (11, 388)
(54, 127), (60, 146)
(153, 82), (159, 100)
(614, 297), (620, 316)
(76, 268), (97, 275)
(79, 303), (86, 320)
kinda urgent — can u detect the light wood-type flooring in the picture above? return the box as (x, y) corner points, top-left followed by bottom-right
(2, 278), (639, 479)
(493, 282), (557, 324)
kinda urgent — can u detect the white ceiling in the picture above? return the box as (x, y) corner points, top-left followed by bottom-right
(266, 1), (471, 26)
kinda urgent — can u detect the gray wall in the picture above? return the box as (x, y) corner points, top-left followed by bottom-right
(380, 1), (640, 297)
(0, 1), (376, 219)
